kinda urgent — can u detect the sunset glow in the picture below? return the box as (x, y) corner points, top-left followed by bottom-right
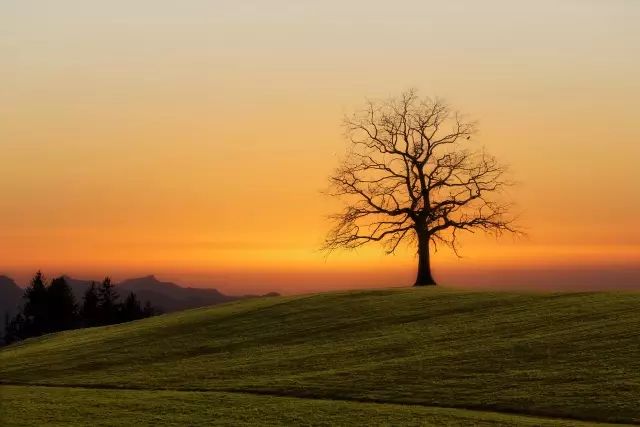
(2, 1), (639, 293)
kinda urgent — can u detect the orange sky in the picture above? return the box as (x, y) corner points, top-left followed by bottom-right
(1, 1), (639, 293)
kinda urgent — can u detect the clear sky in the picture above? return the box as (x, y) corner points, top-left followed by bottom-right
(2, 1), (639, 293)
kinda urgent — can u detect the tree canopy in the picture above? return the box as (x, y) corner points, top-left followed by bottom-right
(324, 90), (519, 285)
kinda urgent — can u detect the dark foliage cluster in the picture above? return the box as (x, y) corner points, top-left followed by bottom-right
(3, 271), (159, 345)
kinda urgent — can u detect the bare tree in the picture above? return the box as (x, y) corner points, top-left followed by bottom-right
(323, 90), (519, 286)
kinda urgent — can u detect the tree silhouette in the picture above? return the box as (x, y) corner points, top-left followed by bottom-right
(3, 312), (26, 345)
(47, 276), (78, 331)
(2, 272), (160, 346)
(22, 271), (49, 335)
(81, 282), (100, 327)
(142, 301), (159, 318)
(323, 90), (519, 286)
(98, 277), (119, 324)
(121, 292), (143, 322)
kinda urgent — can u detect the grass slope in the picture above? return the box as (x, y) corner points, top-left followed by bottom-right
(1, 288), (639, 425)
(2, 385), (619, 427)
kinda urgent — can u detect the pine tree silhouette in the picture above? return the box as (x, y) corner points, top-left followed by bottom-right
(2, 272), (161, 346)
(48, 276), (78, 332)
(142, 301), (159, 318)
(81, 282), (100, 327)
(3, 312), (26, 345)
(98, 277), (119, 325)
(121, 292), (143, 322)
(23, 271), (49, 336)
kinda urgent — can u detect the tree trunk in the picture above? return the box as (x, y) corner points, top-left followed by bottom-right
(414, 232), (436, 286)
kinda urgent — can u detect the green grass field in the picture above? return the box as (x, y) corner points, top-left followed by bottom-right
(1, 288), (639, 425)
(1, 385), (625, 427)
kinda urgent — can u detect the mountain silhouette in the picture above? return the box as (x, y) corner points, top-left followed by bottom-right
(0, 276), (24, 333)
(61, 276), (100, 302)
(117, 275), (239, 312)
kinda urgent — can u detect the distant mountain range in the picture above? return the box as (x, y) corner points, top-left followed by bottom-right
(0, 276), (24, 331)
(0, 274), (278, 332)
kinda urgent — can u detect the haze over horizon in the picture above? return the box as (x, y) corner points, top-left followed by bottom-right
(2, 1), (639, 294)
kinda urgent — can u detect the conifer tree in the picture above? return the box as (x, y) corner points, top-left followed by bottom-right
(3, 312), (26, 345)
(142, 301), (158, 318)
(81, 282), (100, 327)
(121, 292), (143, 322)
(23, 271), (49, 335)
(98, 277), (119, 324)
(48, 276), (78, 331)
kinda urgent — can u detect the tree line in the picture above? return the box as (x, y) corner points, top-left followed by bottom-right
(3, 271), (159, 345)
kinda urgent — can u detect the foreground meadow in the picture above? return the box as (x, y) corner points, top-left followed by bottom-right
(1, 288), (639, 425)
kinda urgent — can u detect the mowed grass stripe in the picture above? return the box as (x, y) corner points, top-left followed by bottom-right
(2, 380), (636, 426)
(0, 385), (630, 427)
(1, 288), (639, 424)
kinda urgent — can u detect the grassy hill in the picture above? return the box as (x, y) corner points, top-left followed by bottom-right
(1, 288), (639, 425)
